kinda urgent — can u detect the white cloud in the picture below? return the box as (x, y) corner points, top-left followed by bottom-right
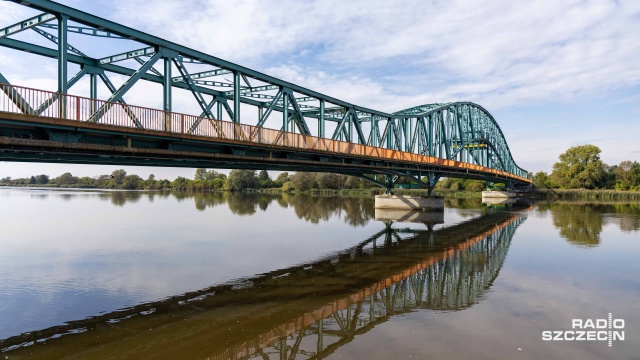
(5, 0), (639, 111)
(102, 0), (640, 109)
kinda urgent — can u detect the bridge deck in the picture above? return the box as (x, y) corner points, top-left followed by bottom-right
(0, 84), (529, 184)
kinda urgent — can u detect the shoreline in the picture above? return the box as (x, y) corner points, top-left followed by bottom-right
(3, 184), (639, 201)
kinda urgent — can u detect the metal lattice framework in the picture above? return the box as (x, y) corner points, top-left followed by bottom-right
(0, 0), (530, 190)
(393, 103), (525, 176)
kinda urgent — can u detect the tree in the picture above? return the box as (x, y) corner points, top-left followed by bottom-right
(225, 170), (258, 190)
(532, 171), (549, 188)
(550, 145), (606, 189)
(290, 172), (317, 191)
(257, 170), (273, 188)
(29, 176), (36, 184)
(172, 176), (190, 190)
(343, 175), (362, 189)
(212, 177), (226, 189)
(464, 180), (486, 192)
(144, 174), (158, 189)
(53, 172), (78, 185)
(195, 168), (220, 181)
(94, 174), (112, 187)
(437, 178), (465, 190)
(275, 172), (290, 187)
(316, 173), (341, 190)
(258, 170), (270, 181)
(122, 174), (142, 189)
(77, 176), (95, 187)
(194, 168), (208, 181)
(613, 161), (640, 190)
(631, 162), (640, 190)
(111, 169), (127, 185)
(35, 174), (49, 184)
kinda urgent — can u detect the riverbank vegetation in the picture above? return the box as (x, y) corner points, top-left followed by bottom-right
(531, 145), (640, 191)
(1, 144), (637, 199)
(0, 167), (487, 195)
(528, 144), (640, 200)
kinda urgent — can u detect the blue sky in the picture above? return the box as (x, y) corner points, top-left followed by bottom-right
(1, 0), (639, 180)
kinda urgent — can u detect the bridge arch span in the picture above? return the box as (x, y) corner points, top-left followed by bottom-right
(394, 102), (527, 179)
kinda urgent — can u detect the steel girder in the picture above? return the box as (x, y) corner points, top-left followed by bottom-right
(393, 103), (528, 178)
(0, 12), (56, 39)
(3, 0), (390, 115)
(0, 72), (35, 114)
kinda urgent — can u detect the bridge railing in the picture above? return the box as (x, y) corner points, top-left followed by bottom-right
(0, 83), (529, 182)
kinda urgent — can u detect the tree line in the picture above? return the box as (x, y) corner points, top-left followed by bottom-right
(1, 144), (637, 192)
(0, 168), (380, 192)
(0, 167), (491, 193)
(531, 144), (640, 190)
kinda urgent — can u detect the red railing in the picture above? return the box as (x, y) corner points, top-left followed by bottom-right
(0, 83), (529, 182)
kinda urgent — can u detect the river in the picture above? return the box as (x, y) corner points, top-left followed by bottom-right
(0, 188), (638, 359)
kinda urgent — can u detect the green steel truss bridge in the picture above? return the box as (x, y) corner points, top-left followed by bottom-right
(1, 207), (527, 358)
(0, 0), (530, 191)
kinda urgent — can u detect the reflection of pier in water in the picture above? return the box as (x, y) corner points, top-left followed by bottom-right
(482, 197), (531, 209)
(1, 210), (526, 359)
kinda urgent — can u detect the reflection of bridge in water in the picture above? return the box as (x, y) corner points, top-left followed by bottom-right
(1, 208), (526, 359)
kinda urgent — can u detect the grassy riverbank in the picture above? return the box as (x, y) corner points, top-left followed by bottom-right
(5, 183), (640, 201)
(530, 188), (640, 201)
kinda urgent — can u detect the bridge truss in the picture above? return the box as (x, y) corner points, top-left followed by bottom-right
(0, 0), (530, 191)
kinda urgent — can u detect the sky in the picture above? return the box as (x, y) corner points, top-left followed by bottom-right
(0, 0), (639, 180)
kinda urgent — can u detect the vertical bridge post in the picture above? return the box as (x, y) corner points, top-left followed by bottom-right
(57, 14), (68, 119)
(163, 54), (173, 132)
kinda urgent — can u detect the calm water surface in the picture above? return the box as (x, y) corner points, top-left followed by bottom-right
(0, 188), (638, 359)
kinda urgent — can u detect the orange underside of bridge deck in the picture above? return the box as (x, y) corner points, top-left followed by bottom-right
(0, 84), (530, 184)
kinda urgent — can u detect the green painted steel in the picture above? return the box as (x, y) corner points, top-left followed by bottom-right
(0, 0), (530, 188)
(393, 103), (528, 178)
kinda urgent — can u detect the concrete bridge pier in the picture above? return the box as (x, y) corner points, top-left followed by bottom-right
(374, 208), (445, 224)
(374, 194), (444, 210)
(373, 172), (444, 210)
(481, 190), (516, 199)
(482, 180), (518, 199)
